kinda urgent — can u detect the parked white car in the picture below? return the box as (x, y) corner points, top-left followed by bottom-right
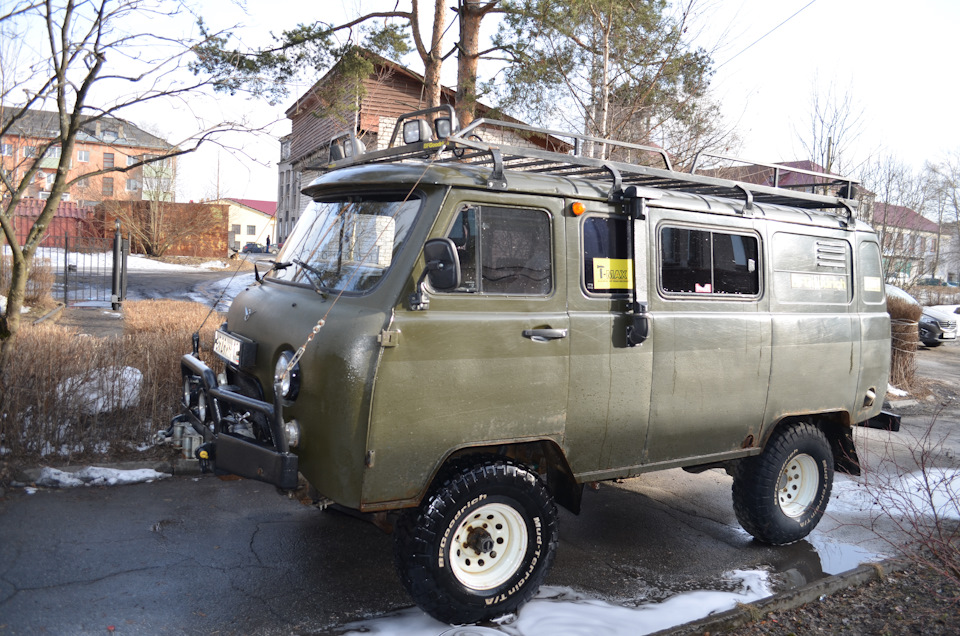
(919, 306), (959, 347)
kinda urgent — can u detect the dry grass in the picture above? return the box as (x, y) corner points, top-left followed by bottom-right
(1, 255), (58, 310)
(888, 294), (922, 391)
(0, 300), (222, 465)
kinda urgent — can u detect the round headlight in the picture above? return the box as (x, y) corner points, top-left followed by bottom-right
(183, 376), (193, 408)
(274, 350), (301, 400)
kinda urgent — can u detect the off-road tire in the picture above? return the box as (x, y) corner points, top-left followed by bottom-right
(394, 459), (558, 624)
(732, 422), (833, 545)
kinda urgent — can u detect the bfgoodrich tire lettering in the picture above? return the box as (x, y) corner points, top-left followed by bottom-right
(394, 459), (559, 624)
(732, 422), (834, 545)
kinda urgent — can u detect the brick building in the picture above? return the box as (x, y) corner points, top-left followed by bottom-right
(1, 110), (176, 207)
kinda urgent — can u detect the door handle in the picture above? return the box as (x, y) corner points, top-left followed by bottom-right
(522, 328), (568, 343)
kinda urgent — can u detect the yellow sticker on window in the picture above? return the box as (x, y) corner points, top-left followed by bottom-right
(593, 258), (633, 289)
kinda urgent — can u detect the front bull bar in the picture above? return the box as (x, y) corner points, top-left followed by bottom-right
(179, 353), (299, 489)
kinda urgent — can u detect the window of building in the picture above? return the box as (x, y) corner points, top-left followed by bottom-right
(232, 224), (241, 235)
(247, 225), (256, 235)
(77, 149), (90, 162)
(582, 216), (630, 293)
(44, 146), (61, 159)
(444, 205), (552, 295)
(660, 226), (760, 296)
(44, 173), (56, 188)
(126, 155), (138, 166)
(103, 152), (114, 168)
(102, 177), (114, 196)
(77, 177), (90, 188)
(1, 143), (13, 156)
(24, 146), (37, 158)
(126, 179), (139, 191)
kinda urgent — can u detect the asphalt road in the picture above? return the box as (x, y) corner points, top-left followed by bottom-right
(0, 468), (870, 636)
(3, 382), (956, 635)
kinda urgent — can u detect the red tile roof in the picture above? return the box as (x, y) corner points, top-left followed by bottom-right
(872, 202), (939, 233)
(226, 198), (276, 217)
(10, 197), (95, 218)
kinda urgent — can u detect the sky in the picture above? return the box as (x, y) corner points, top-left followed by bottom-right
(145, 0), (960, 203)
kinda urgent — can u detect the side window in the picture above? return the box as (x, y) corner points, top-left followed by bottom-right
(445, 205), (552, 295)
(660, 226), (759, 296)
(582, 216), (630, 293)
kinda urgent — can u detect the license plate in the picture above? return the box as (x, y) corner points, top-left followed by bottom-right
(944, 333), (956, 339)
(214, 330), (244, 365)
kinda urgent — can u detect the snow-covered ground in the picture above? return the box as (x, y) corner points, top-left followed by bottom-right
(340, 572), (772, 636)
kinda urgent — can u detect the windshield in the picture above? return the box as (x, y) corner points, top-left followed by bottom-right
(270, 194), (421, 293)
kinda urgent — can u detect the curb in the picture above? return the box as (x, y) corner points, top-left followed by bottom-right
(652, 558), (909, 635)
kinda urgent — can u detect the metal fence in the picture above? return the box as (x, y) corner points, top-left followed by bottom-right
(3, 225), (129, 308)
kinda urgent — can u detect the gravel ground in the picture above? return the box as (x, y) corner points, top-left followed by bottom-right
(726, 561), (959, 635)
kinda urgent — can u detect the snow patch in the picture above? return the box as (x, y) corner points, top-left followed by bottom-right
(832, 470), (960, 520)
(887, 385), (909, 397)
(340, 571), (772, 636)
(34, 466), (170, 488)
(56, 366), (143, 414)
(0, 294), (31, 314)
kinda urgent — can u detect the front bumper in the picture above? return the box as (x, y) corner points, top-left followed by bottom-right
(178, 353), (299, 490)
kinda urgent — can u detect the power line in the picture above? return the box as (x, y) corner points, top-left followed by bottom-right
(717, 0), (818, 70)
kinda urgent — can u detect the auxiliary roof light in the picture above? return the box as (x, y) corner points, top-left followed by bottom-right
(571, 201), (586, 216)
(403, 119), (433, 144)
(434, 116), (453, 139)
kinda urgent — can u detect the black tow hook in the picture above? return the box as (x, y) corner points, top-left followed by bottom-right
(196, 442), (215, 473)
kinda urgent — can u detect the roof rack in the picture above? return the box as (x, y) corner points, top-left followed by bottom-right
(313, 106), (860, 225)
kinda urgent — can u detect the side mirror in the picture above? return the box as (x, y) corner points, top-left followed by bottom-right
(409, 238), (461, 310)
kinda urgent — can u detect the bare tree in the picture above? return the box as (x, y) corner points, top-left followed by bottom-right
(926, 153), (960, 281)
(102, 198), (226, 258)
(0, 0), (249, 363)
(798, 77), (865, 177)
(860, 154), (927, 282)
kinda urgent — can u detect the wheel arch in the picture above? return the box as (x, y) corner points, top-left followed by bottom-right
(762, 413), (860, 477)
(434, 439), (583, 514)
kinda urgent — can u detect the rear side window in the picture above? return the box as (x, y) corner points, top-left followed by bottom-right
(445, 205), (552, 295)
(660, 226), (760, 296)
(772, 233), (852, 304)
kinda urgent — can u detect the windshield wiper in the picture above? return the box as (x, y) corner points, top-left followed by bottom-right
(293, 259), (329, 296)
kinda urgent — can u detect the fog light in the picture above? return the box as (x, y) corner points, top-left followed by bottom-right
(183, 376), (194, 408)
(283, 419), (300, 448)
(196, 390), (208, 422)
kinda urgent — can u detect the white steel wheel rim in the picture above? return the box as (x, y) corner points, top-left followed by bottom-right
(777, 453), (819, 518)
(449, 502), (528, 591)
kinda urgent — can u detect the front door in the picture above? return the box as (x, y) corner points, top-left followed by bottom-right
(365, 195), (569, 506)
